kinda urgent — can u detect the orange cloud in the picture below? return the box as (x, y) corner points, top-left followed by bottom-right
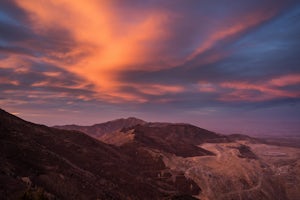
(12, 1), (288, 104)
(0, 55), (31, 70)
(97, 83), (185, 104)
(42, 71), (62, 77)
(15, 0), (170, 102)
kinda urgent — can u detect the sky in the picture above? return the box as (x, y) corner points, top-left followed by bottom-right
(1, 0), (300, 136)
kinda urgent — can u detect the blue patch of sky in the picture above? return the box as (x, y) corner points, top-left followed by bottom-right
(0, 11), (21, 27)
(214, 5), (300, 77)
(232, 5), (300, 56)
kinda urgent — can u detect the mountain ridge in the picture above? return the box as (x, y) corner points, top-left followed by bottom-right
(55, 117), (230, 157)
(53, 117), (146, 138)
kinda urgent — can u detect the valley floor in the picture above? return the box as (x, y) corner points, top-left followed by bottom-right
(161, 141), (300, 200)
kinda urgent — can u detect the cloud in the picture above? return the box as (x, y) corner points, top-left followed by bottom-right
(8, 0), (296, 103)
(270, 74), (300, 87)
(13, 0), (172, 101)
(0, 77), (19, 86)
(0, 0), (300, 131)
(219, 74), (300, 102)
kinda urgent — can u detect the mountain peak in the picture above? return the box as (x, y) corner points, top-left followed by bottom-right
(55, 116), (146, 137)
(103, 117), (145, 125)
(125, 116), (145, 121)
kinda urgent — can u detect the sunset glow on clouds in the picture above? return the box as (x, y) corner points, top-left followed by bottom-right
(14, 0), (174, 102)
(1, 0), (300, 135)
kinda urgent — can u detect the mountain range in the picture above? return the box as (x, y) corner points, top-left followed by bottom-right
(1, 108), (299, 199)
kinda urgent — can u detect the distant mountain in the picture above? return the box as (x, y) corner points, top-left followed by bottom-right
(56, 119), (229, 157)
(1, 108), (299, 200)
(54, 117), (146, 137)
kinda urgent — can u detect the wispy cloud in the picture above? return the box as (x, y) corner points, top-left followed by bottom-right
(0, 0), (299, 132)
(219, 74), (300, 102)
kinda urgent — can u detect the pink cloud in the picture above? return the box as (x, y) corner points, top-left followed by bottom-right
(270, 74), (300, 87)
(219, 74), (300, 102)
(0, 77), (19, 86)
